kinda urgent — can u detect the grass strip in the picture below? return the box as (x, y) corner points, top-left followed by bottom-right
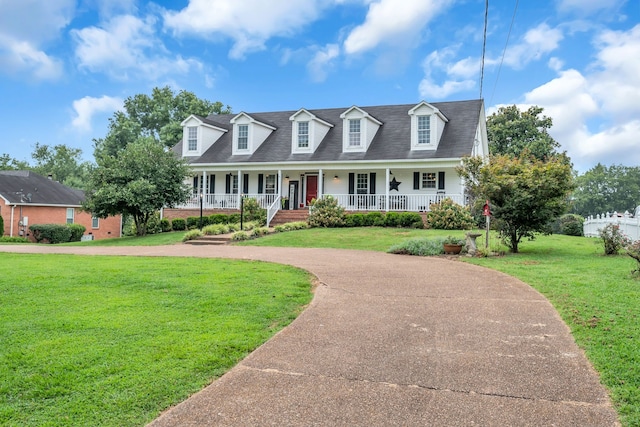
(0, 254), (312, 426)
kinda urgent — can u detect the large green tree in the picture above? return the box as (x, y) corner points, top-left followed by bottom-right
(487, 105), (561, 161)
(477, 155), (574, 252)
(0, 154), (29, 171)
(572, 163), (640, 216)
(84, 138), (191, 236)
(30, 143), (92, 189)
(94, 86), (231, 158)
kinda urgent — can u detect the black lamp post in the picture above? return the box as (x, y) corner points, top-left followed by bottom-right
(240, 194), (244, 231)
(199, 192), (203, 230)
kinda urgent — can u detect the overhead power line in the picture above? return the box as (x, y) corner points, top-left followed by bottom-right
(489, 0), (519, 106)
(479, 0), (489, 100)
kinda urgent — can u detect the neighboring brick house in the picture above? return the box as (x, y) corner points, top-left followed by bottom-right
(0, 171), (121, 241)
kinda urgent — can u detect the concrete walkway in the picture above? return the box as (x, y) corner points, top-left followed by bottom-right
(1, 244), (620, 426)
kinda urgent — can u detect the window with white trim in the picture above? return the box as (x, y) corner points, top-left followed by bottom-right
(265, 175), (276, 194)
(92, 217), (99, 228)
(349, 119), (361, 147)
(187, 126), (198, 150)
(66, 208), (74, 224)
(232, 175), (239, 194)
(417, 116), (431, 144)
(297, 121), (309, 148)
(422, 172), (436, 189)
(356, 173), (368, 194)
(237, 125), (248, 150)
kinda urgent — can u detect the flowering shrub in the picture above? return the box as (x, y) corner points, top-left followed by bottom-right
(598, 223), (631, 255)
(627, 240), (640, 276)
(308, 196), (345, 228)
(426, 198), (474, 230)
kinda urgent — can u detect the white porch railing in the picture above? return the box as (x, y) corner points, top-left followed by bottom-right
(584, 211), (640, 240)
(331, 194), (465, 211)
(266, 196), (281, 227)
(177, 193), (279, 210)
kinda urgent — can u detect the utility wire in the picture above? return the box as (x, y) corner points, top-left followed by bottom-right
(489, 0), (519, 106)
(479, 0), (489, 100)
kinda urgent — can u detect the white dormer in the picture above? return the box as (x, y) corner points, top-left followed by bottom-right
(339, 106), (382, 153)
(289, 108), (334, 154)
(230, 112), (276, 155)
(180, 115), (228, 157)
(408, 101), (449, 151)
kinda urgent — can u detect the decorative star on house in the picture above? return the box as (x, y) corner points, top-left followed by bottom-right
(389, 177), (401, 191)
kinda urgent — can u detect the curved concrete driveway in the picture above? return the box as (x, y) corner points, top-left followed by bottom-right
(1, 245), (619, 426)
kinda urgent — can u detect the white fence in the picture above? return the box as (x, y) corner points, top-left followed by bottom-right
(583, 211), (640, 241)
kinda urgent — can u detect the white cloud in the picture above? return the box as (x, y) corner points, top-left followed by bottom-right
(307, 44), (340, 82)
(419, 47), (475, 99)
(0, 0), (73, 80)
(502, 23), (564, 69)
(71, 95), (123, 132)
(163, 0), (325, 59)
(343, 0), (453, 55)
(72, 14), (204, 80)
(508, 24), (640, 171)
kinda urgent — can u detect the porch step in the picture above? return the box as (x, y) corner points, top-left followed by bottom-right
(183, 234), (233, 245)
(270, 209), (310, 226)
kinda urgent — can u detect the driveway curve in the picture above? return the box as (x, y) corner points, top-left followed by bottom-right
(1, 244), (619, 426)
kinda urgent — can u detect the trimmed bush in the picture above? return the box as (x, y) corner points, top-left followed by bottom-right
(426, 198), (474, 230)
(388, 238), (445, 256)
(171, 218), (186, 231)
(384, 212), (401, 227)
(308, 196), (345, 228)
(232, 231), (250, 241)
(160, 218), (172, 233)
(345, 213), (365, 227)
(599, 223), (631, 255)
(365, 211), (385, 226)
(208, 213), (229, 224)
(67, 224), (86, 242)
(0, 236), (30, 243)
(29, 224), (72, 244)
(551, 214), (584, 236)
(398, 212), (424, 228)
(228, 213), (241, 224)
(186, 216), (200, 229)
(202, 224), (230, 235)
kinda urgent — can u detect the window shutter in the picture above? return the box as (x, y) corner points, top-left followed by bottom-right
(243, 173), (249, 194)
(348, 173), (355, 195)
(369, 172), (376, 194)
(258, 174), (264, 193)
(438, 171), (445, 190)
(209, 175), (215, 194)
(225, 174), (231, 194)
(413, 172), (420, 190)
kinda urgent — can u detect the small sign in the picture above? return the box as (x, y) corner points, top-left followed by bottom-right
(483, 200), (491, 216)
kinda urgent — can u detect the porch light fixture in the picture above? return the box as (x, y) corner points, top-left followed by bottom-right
(334, 175), (339, 180)
(285, 175), (289, 179)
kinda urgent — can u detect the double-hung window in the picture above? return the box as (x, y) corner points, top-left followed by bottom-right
(349, 119), (361, 147)
(92, 217), (99, 228)
(66, 208), (74, 224)
(356, 173), (368, 194)
(187, 126), (198, 151)
(422, 172), (436, 189)
(297, 121), (309, 148)
(232, 175), (239, 194)
(265, 175), (276, 194)
(237, 125), (248, 150)
(418, 116), (431, 144)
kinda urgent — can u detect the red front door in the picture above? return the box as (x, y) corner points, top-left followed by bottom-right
(306, 175), (318, 206)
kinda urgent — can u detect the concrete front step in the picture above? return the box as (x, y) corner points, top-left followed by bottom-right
(184, 234), (233, 245)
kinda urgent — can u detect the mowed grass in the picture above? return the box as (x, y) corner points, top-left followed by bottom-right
(61, 231), (186, 246)
(0, 254), (313, 426)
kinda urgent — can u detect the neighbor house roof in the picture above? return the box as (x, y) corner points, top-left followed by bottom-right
(174, 99), (484, 165)
(0, 171), (85, 206)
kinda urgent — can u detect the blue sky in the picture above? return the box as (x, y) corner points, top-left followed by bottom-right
(0, 0), (638, 172)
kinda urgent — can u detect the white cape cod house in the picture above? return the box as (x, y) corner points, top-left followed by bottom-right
(170, 100), (489, 225)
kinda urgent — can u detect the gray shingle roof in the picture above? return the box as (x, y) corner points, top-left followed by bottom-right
(0, 171), (85, 205)
(179, 99), (483, 165)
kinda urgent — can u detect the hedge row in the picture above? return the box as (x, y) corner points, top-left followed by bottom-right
(29, 223), (86, 244)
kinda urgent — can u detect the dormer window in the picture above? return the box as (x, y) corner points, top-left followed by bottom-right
(237, 124), (249, 150)
(417, 116), (431, 145)
(349, 119), (361, 147)
(187, 126), (198, 151)
(297, 121), (309, 148)
(408, 101), (448, 151)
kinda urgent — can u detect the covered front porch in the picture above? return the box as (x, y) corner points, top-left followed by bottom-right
(176, 164), (467, 225)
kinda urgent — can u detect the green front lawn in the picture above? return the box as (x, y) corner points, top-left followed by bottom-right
(0, 254), (312, 426)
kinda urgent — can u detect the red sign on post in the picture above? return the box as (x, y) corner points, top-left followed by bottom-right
(482, 200), (491, 216)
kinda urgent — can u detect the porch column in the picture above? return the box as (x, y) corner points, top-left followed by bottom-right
(278, 169), (283, 199)
(237, 169), (242, 208)
(202, 170), (207, 207)
(385, 168), (390, 212)
(318, 168), (324, 199)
